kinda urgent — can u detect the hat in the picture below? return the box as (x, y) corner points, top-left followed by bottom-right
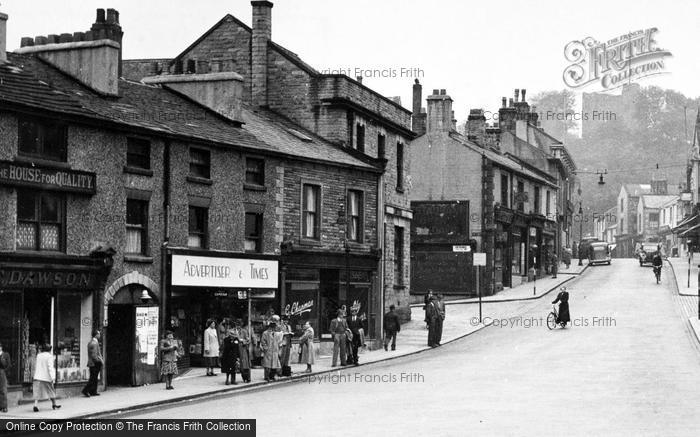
(271, 315), (280, 322)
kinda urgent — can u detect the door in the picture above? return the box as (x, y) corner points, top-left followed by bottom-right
(133, 306), (159, 386)
(106, 305), (134, 386)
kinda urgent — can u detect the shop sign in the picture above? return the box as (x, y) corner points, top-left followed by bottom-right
(135, 307), (159, 365)
(0, 160), (96, 195)
(0, 268), (98, 289)
(171, 254), (278, 289)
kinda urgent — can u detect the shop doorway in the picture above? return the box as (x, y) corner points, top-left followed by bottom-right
(106, 305), (133, 386)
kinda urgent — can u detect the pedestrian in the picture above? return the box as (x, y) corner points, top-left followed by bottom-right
(234, 319), (252, 383)
(278, 315), (293, 377)
(220, 329), (240, 385)
(423, 290), (433, 329)
(32, 344), (60, 412)
(427, 296), (440, 347)
(551, 253), (558, 278)
(347, 307), (363, 365)
(298, 321), (315, 373)
(261, 316), (282, 381)
(0, 342), (10, 413)
(203, 319), (219, 376)
(435, 294), (446, 346)
(552, 286), (570, 327)
(330, 309), (348, 366)
(159, 330), (179, 390)
(383, 304), (400, 351)
(82, 329), (103, 397)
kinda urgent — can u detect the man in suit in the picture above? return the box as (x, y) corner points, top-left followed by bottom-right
(82, 329), (103, 397)
(346, 307), (363, 365)
(383, 305), (400, 351)
(329, 310), (348, 367)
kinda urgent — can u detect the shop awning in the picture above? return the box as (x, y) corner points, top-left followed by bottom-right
(679, 223), (700, 237)
(673, 214), (699, 233)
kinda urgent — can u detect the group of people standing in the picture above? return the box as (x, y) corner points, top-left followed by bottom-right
(330, 307), (365, 367)
(424, 290), (446, 348)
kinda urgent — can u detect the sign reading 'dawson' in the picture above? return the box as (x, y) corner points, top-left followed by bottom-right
(171, 254), (278, 289)
(0, 160), (96, 194)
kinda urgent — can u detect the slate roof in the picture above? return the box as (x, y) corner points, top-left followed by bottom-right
(0, 52), (374, 171)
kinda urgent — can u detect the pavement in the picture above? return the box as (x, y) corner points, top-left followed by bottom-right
(1, 262), (588, 420)
(124, 259), (700, 436)
(665, 256), (700, 344)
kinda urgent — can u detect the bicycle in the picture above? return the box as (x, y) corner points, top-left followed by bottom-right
(653, 265), (661, 284)
(547, 305), (567, 330)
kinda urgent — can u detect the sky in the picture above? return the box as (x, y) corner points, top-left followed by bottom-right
(2, 0), (697, 122)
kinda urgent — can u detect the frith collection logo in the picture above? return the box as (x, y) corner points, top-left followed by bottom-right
(563, 28), (672, 91)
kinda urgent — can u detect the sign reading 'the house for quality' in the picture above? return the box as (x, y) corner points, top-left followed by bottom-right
(171, 254), (279, 289)
(0, 160), (97, 195)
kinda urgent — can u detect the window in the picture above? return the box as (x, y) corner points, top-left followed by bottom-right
(18, 118), (67, 161)
(394, 226), (404, 285)
(126, 199), (148, 255)
(396, 142), (405, 191)
(245, 212), (263, 253)
(126, 138), (151, 169)
(245, 158), (265, 186)
(377, 134), (386, 159)
(516, 181), (525, 212)
(347, 190), (363, 242)
(500, 175), (509, 207)
(620, 198), (624, 213)
(302, 184), (321, 239)
(16, 190), (64, 251)
(188, 206), (208, 248)
(534, 187), (541, 214)
(355, 123), (365, 152)
(189, 148), (211, 179)
(546, 191), (551, 217)
(649, 212), (659, 229)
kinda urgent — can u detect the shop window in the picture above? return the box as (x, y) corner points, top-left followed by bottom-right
(284, 268), (320, 337)
(55, 292), (92, 383)
(546, 191), (551, 217)
(189, 148), (211, 179)
(396, 142), (405, 191)
(347, 190), (363, 242)
(188, 206), (208, 249)
(0, 291), (21, 384)
(245, 158), (265, 186)
(355, 123), (365, 153)
(394, 226), (404, 285)
(534, 186), (541, 214)
(302, 184), (321, 239)
(126, 137), (151, 170)
(245, 212), (263, 253)
(18, 117), (67, 161)
(16, 190), (64, 251)
(377, 133), (386, 159)
(126, 199), (148, 255)
(500, 174), (509, 207)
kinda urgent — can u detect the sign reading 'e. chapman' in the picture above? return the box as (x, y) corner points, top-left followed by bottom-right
(171, 254), (279, 289)
(0, 160), (97, 194)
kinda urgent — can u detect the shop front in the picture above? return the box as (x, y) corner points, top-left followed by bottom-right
(0, 251), (113, 402)
(280, 250), (380, 355)
(494, 207), (514, 289)
(167, 250), (279, 369)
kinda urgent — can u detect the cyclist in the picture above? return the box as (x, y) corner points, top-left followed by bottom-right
(652, 249), (663, 283)
(551, 286), (570, 327)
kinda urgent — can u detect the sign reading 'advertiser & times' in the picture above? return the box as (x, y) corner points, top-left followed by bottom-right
(171, 254), (279, 289)
(0, 160), (97, 195)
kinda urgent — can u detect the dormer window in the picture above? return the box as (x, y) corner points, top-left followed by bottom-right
(18, 117), (67, 162)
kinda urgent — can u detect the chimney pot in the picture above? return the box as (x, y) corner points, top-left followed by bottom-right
(84, 30), (94, 41)
(106, 9), (119, 24)
(432, 89), (439, 95)
(414, 78), (420, 84)
(509, 98), (514, 107)
(73, 32), (85, 42)
(20, 37), (34, 47)
(502, 97), (507, 108)
(440, 89), (446, 95)
(521, 89), (526, 102)
(47, 34), (59, 44)
(59, 33), (73, 43)
(34, 36), (48, 45)
(96, 9), (105, 23)
(356, 76), (362, 84)
(514, 89), (519, 103)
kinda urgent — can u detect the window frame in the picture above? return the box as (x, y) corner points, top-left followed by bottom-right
(396, 142), (405, 191)
(245, 157), (265, 186)
(346, 189), (364, 243)
(355, 122), (365, 153)
(188, 205), (209, 249)
(393, 226), (405, 286)
(125, 198), (149, 255)
(500, 174), (509, 207)
(189, 147), (211, 180)
(301, 183), (322, 240)
(16, 190), (66, 252)
(244, 212), (263, 253)
(126, 137), (151, 170)
(18, 117), (68, 162)
(377, 133), (386, 159)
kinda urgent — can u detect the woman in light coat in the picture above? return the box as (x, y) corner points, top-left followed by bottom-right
(203, 319), (219, 376)
(32, 344), (60, 412)
(298, 321), (315, 373)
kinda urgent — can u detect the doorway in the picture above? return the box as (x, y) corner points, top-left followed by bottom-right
(106, 304), (134, 386)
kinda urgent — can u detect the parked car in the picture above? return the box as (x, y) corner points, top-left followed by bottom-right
(588, 242), (611, 265)
(638, 242), (660, 266)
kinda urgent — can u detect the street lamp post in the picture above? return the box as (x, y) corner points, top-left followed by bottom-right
(578, 202), (584, 266)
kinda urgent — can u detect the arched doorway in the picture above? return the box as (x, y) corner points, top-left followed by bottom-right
(105, 280), (159, 386)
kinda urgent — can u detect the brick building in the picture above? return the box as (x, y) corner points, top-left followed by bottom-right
(124, 1), (415, 321)
(0, 7), (385, 402)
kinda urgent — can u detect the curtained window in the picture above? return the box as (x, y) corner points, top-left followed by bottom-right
(347, 190), (363, 242)
(302, 184), (320, 239)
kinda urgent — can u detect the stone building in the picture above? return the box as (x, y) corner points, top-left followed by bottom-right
(0, 7), (385, 403)
(124, 1), (415, 321)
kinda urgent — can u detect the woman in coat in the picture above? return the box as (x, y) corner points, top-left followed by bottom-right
(203, 319), (219, 376)
(261, 318), (282, 382)
(32, 344), (60, 412)
(220, 330), (240, 385)
(552, 286), (570, 326)
(0, 342), (10, 413)
(298, 321), (315, 373)
(159, 331), (179, 390)
(234, 319), (251, 383)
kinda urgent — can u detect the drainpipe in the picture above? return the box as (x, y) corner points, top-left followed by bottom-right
(377, 172), (385, 345)
(160, 140), (171, 336)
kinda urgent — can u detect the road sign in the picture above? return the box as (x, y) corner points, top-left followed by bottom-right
(473, 252), (486, 266)
(453, 245), (471, 252)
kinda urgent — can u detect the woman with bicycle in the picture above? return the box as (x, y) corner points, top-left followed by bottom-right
(551, 287), (570, 327)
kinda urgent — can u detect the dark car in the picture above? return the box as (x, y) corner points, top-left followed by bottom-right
(638, 243), (660, 266)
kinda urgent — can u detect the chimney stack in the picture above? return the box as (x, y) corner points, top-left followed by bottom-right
(521, 89), (526, 103)
(412, 79), (426, 135)
(90, 8), (122, 75)
(356, 76), (363, 84)
(514, 89), (519, 103)
(426, 88), (453, 133)
(251, 1), (273, 107)
(0, 12), (7, 63)
(501, 97), (507, 108)
(467, 108), (487, 146)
